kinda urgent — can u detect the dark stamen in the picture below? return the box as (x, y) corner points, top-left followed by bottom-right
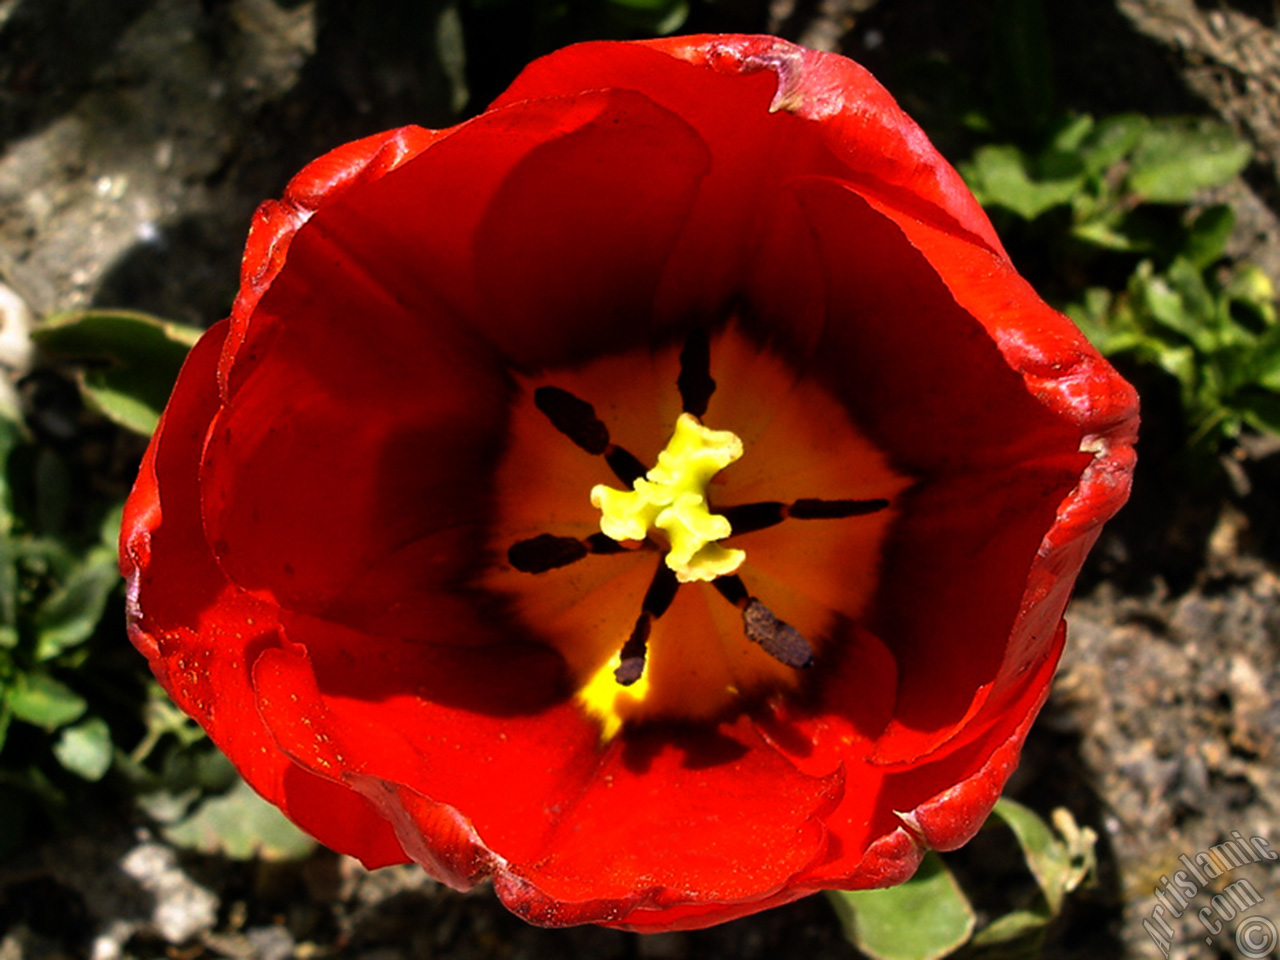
(743, 601), (814, 669)
(584, 532), (629, 555)
(712, 575), (814, 670)
(711, 573), (750, 607)
(717, 502), (786, 536)
(614, 564), (680, 686)
(717, 497), (890, 535)
(534, 385), (649, 486)
(615, 617), (651, 686)
(534, 386), (610, 455)
(509, 533), (638, 573)
(605, 445), (648, 486)
(677, 328), (716, 417)
(508, 534), (587, 573)
(642, 562), (680, 619)
(789, 497), (890, 520)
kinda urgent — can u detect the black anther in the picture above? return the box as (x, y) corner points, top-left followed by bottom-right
(613, 563), (680, 687)
(712, 575), (813, 670)
(534, 386), (610, 455)
(789, 497), (890, 520)
(508, 534), (589, 573)
(742, 600), (814, 669)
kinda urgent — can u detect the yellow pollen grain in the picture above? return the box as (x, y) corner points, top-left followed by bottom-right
(590, 413), (745, 584)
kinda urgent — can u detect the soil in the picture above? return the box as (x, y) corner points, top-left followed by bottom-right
(1, 1), (1279, 959)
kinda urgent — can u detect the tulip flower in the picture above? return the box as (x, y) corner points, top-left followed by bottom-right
(121, 34), (1139, 931)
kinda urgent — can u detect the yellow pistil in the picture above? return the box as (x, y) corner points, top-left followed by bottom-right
(590, 413), (745, 583)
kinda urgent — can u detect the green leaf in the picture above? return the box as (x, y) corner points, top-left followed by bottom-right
(1127, 118), (1251, 203)
(125, 682), (209, 777)
(0, 414), (26, 643)
(53, 716), (113, 780)
(970, 908), (1052, 948)
(828, 852), (976, 960)
(1236, 391), (1280, 435)
(1071, 213), (1151, 253)
(1169, 257), (1227, 336)
(1047, 113), (1095, 154)
(991, 800), (1097, 915)
(0, 412), (24, 520)
(33, 548), (118, 660)
(1227, 263), (1278, 330)
(963, 144), (1083, 220)
(1151, 343), (1199, 397)
(1067, 287), (1150, 355)
(32, 310), (202, 436)
(1132, 259), (1219, 352)
(1065, 287), (1113, 344)
(1077, 113), (1149, 175)
(1249, 326), (1280, 392)
(1183, 204), (1236, 269)
(163, 776), (316, 861)
(7, 671), (86, 729)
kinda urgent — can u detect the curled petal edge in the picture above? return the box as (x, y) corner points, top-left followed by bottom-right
(894, 640), (1058, 854)
(493, 854), (826, 933)
(222, 126), (442, 390)
(641, 34), (1009, 259)
(843, 179), (1136, 766)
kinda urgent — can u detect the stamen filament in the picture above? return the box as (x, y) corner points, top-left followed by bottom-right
(604, 445), (647, 486)
(718, 497), (890, 535)
(615, 563), (679, 686)
(533, 385), (649, 485)
(508, 532), (636, 574)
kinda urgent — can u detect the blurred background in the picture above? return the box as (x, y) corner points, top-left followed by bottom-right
(0, 1), (1277, 958)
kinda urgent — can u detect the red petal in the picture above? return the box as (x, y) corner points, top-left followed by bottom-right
(494, 35), (1005, 260)
(504, 715), (840, 927)
(226, 127), (443, 389)
(121, 323), (407, 868)
(757, 176), (1088, 763)
(249, 611), (843, 926)
(888, 623), (1064, 852)
(793, 624), (1063, 885)
(202, 89), (710, 626)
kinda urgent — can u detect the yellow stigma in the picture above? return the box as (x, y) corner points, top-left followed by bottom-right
(590, 413), (745, 583)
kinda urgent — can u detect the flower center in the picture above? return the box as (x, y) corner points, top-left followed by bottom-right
(480, 323), (911, 740)
(591, 413), (745, 584)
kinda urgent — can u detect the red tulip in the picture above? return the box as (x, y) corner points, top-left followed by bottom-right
(121, 35), (1138, 931)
